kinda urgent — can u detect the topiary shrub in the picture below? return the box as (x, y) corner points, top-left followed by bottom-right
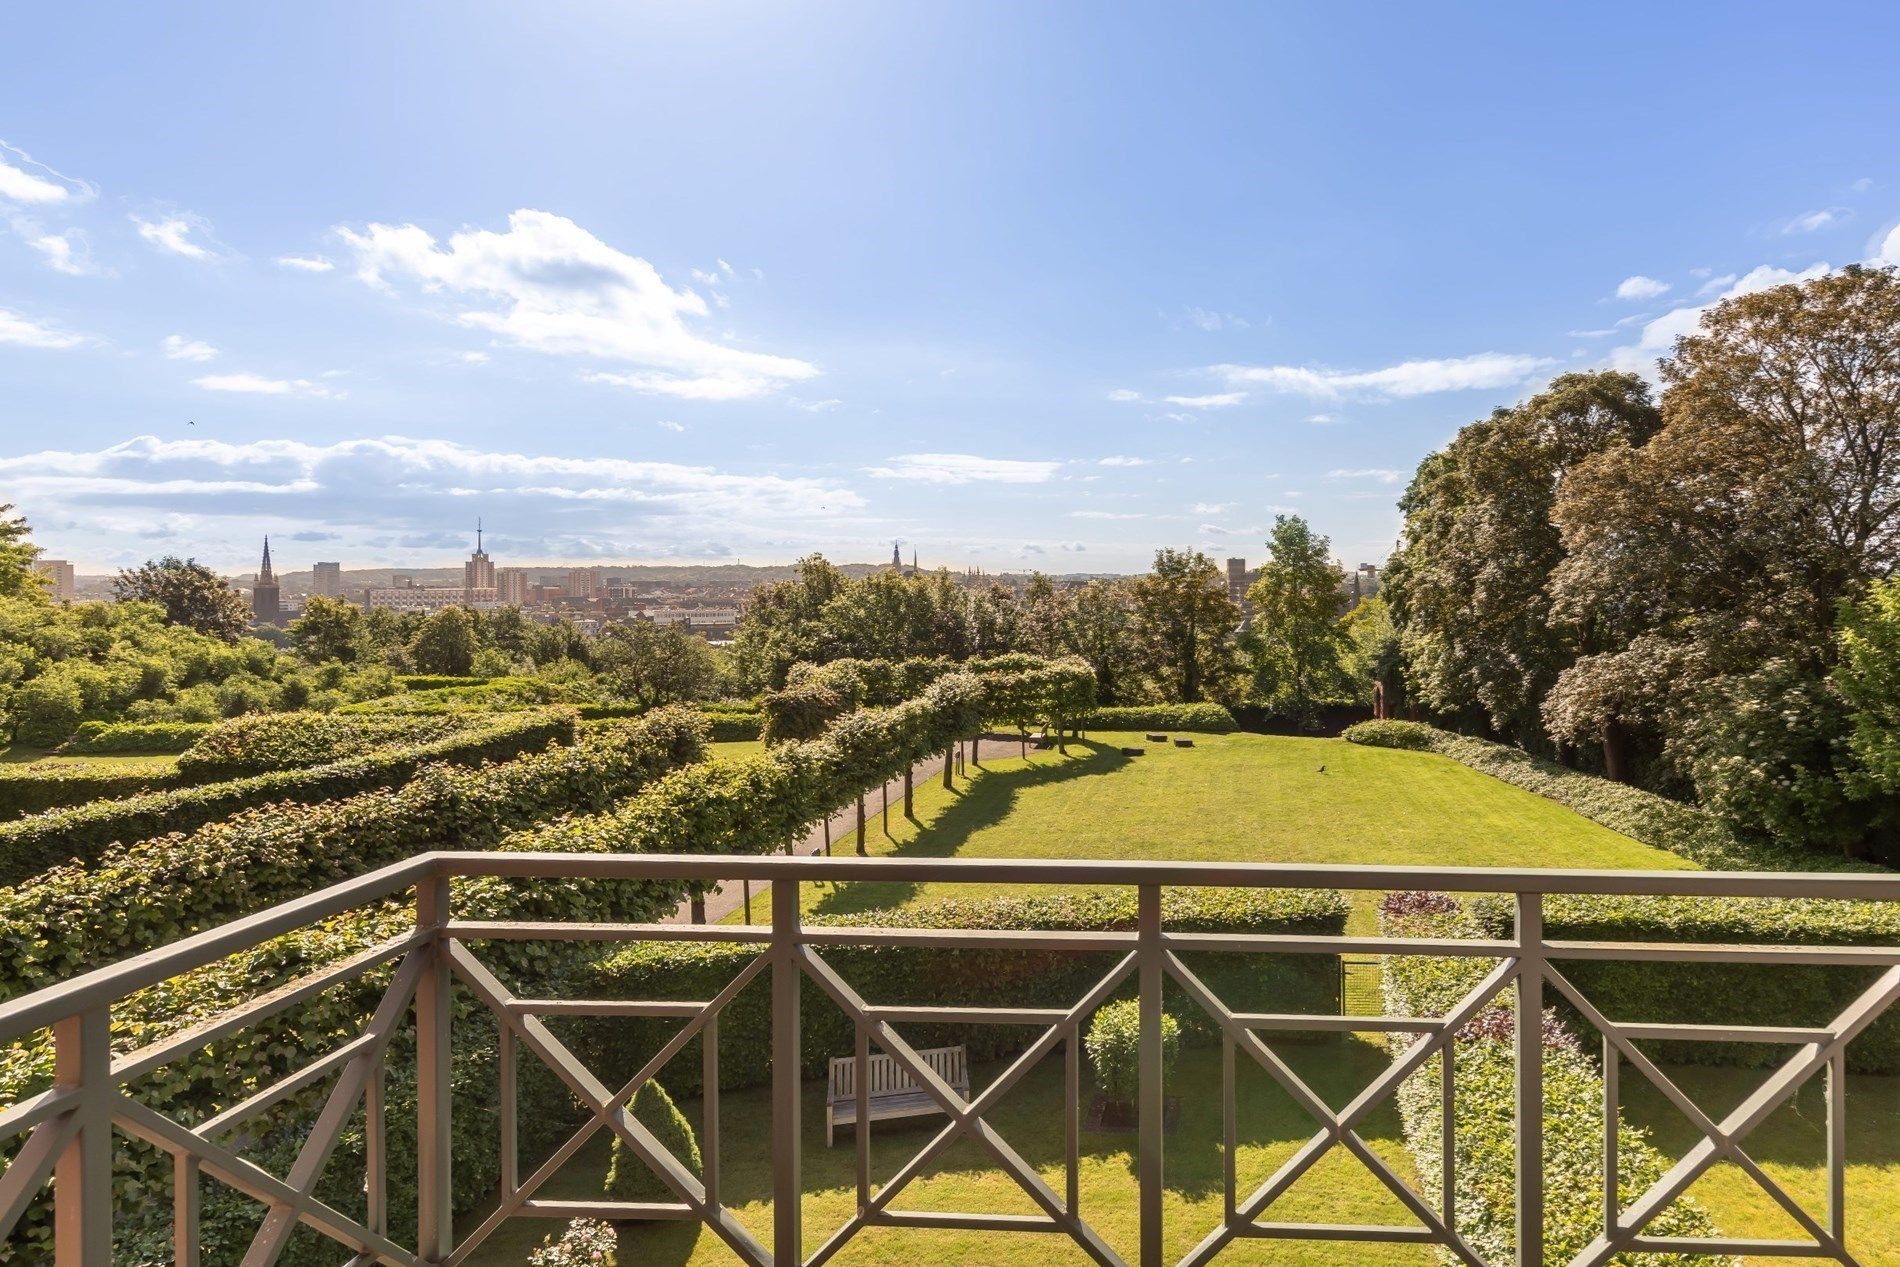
(1340, 719), (1437, 750)
(604, 1082), (702, 1203)
(1084, 999), (1178, 1107)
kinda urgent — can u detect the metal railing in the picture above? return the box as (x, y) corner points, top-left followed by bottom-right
(1, 853), (1896, 1266)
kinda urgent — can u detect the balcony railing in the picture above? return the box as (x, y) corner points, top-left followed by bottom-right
(1, 853), (1896, 1266)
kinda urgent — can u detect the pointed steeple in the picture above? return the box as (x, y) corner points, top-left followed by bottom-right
(259, 536), (275, 582)
(891, 540), (902, 569)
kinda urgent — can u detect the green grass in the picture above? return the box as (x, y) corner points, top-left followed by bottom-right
(461, 1040), (1439, 1267)
(0, 745), (179, 771)
(707, 739), (766, 763)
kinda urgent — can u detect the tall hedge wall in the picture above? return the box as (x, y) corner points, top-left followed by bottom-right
(56, 719), (214, 754)
(1472, 893), (1900, 1075)
(0, 762), (181, 820)
(174, 710), (470, 779)
(575, 887), (1348, 1097)
(0, 707), (581, 886)
(0, 708), (704, 997)
(1380, 896), (1725, 1265)
(1078, 703), (1239, 734)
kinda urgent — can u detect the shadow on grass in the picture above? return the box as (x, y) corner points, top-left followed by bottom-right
(809, 741), (1131, 919)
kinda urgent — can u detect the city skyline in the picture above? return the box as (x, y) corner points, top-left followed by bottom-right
(3, 4), (1898, 573)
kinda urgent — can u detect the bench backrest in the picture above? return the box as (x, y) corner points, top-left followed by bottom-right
(828, 1045), (967, 1103)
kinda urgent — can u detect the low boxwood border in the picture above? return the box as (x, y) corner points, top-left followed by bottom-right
(1079, 703), (1239, 734)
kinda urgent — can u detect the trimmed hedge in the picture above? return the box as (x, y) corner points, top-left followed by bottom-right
(1079, 703), (1238, 734)
(1343, 720), (1885, 875)
(395, 673), (495, 690)
(0, 761), (180, 819)
(604, 1082), (702, 1202)
(1380, 896), (1726, 1265)
(174, 711), (468, 779)
(575, 888), (1349, 1097)
(1086, 999), (1178, 1103)
(0, 707), (580, 887)
(1472, 893), (1900, 1075)
(56, 719), (213, 754)
(0, 709), (702, 996)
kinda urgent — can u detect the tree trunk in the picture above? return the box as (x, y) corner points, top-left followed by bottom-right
(690, 894), (706, 924)
(823, 813), (831, 857)
(943, 745), (953, 789)
(856, 795), (867, 856)
(1601, 719), (1630, 784)
(904, 766), (914, 817)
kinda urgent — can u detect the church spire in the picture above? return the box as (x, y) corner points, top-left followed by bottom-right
(891, 540), (902, 569)
(259, 536), (274, 582)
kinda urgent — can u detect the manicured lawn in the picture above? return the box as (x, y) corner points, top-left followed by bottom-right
(708, 738), (766, 762)
(743, 731), (1692, 930)
(460, 1040), (1438, 1267)
(0, 745), (179, 770)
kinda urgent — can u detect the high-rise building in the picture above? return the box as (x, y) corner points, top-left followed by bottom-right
(33, 559), (76, 603)
(464, 520), (496, 600)
(497, 566), (530, 606)
(1226, 557), (1248, 605)
(312, 561), (342, 598)
(252, 538), (282, 626)
(567, 567), (600, 599)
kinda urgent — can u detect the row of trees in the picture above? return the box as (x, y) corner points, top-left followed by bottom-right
(731, 529), (1389, 718)
(1386, 265), (1900, 859)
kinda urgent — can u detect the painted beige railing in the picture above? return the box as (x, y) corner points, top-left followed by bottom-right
(1, 853), (1896, 1266)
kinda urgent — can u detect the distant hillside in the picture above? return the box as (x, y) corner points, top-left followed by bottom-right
(76, 561), (1127, 590)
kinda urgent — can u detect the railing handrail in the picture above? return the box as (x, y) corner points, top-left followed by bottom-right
(2, 849), (1893, 1046)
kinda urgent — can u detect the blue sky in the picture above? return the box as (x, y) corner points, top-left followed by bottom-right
(2, 2), (1897, 575)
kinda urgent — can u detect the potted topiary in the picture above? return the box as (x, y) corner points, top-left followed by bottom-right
(603, 1081), (703, 1211)
(1084, 999), (1180, 1131)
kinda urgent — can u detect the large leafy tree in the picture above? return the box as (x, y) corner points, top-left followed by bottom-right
(289, 596), (369, 663)
(1839, 578), (1900, 818)
(113, 556), (251, 641)
(1244, 514), (1349, 718)
(1547, 265), (1900, 854)
(0, 504), (43, 602)
(1129, 548), (1238, 703)
(1388, 371), (1660, 747)
(408, 606), (479, 676)
(1063, 579), (1137, 703)
(731, 554), (848, 689)
(594, 620), (718, 708)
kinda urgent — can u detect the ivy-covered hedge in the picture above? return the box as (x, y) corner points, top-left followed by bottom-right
(0, 709), (703, 996)
(1470, 893), (1900, 1075)
(56, 719), (214, 754)
(174, 711), (469, 780)
(1344, 720), (1884, 874)
(1380, 896), (1726, 1265)
(1079, 702), (1239, 734)
(0, 761), (180, 819)
(574, 887), (1349, 1098)
(0, 707), (581, 887)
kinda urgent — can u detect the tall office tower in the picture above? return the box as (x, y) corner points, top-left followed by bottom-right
(33, 558), (76, 603)
(567, 566), (600, 599)
(464, 520), (496, 600)
(312, 561), (342, 598)
(497, 566), (530, 606)
(1226, 557), (1248, 604)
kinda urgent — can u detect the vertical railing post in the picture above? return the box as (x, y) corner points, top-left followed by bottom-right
(1515, 891), (1544, 1267)
(1137, 883), (1164, 1266)
(772, 878), (803, 1265)
(416, 872), (453, 1263)
(52, 1005), (111, 1267)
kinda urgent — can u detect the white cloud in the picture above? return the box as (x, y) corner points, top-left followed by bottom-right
(193, 372), (340, 398)
(1175, 306), (1249, 332)
(866, 453), (1061, 485)
(0, 435), (864, 564)
(1189, 502), (1229, 515)
(789, 397), (843, 413)
(1304, 413), (1343, 425)
(1610, 262), (1832, 374)
(1852, 177), (1874, 193)
(656, 419), (686, 433)
(1329, 468), (1404, 484)
(1213, 353), (1553, 399)
(458, 350), (490, 364)
(1695, 273), (1739, 297)
(1784, 208), (1849, 235)
(337, 209), (817, 400)
(276, 254), (336, 272)
(1566, 329), (1616, 339)
(1098, 456), (1150, 467)
(28, 230), (96, 275)
(1163, 391), (1247, 408)
(1879, 225), (1900, 266)
(0, 142), (82, 204)
(1614, 275), (1670, 301)
(0, 307), (87, 349)
(1070, 510), (1146, 520)
(162, 335), (219, 362)
(1197, 523), (1232, 536)
(133, 213), (215, 260)
(1105, 388), (1143, 402)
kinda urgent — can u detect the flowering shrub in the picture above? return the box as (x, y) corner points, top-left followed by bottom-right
(1380, 895), (1729, 1265)
(1378, 889), (1460, 920)
(528, 1218), (616, 1266)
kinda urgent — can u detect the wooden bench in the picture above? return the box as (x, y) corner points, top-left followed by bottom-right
(826, 1045), (969, 1146)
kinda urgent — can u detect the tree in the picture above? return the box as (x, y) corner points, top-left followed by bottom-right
(408, 606), (479, 676)
(1244, 515), (1349, 719)
(1838, 579), (1900, 844)
(595, 621), (718, 709)
(1129, 549), (1239, 703)
(1342, 593), (1401, 711)
(1388, 372), (1660, 746)
(289, 596), (369, 664)
(0, 504), (43, 602)
(731, 554), (847, 690)
(1063, 579), (1137, 704)
(113, 557), (251, 641)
